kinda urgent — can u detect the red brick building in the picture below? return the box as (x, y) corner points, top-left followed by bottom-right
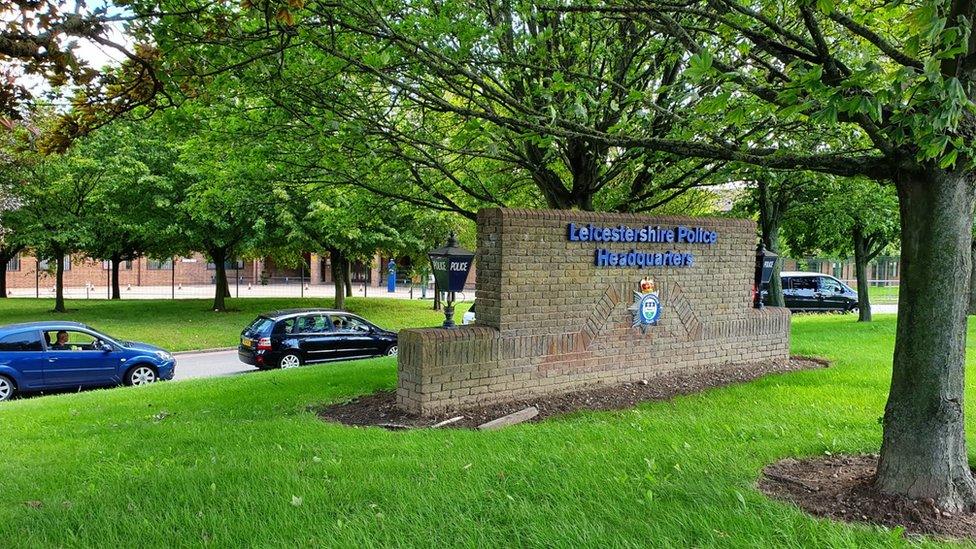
(3, 251), (472, 293)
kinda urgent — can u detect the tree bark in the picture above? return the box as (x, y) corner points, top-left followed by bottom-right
(111, 254), (121, 300)
(969, 238), (976, 315)
(875, 168), (976, 513)
(211, 247), (228, 311)
(852, 227), (872, 322)
(328, 248), (346, 310)
(54, 252), (66, 313)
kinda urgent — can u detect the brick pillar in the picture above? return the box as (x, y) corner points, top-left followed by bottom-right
(309, 253), (321, 285)
(371, 253), (382, 287)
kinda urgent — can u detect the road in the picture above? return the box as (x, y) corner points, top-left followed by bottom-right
(171, 303), (900, 381)
(173, 349), (253, 380)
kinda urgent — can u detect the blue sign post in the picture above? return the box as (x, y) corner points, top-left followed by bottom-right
(387, 259), (397, 293)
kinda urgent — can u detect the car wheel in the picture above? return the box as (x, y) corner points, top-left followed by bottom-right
(386, 345), (398, 357)
(0, 375), (15, 402)
(126, 365), (157, 386)
(279, 353), (302, 369)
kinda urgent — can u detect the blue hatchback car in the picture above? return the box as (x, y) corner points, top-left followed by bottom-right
(0, 321), (176, 401)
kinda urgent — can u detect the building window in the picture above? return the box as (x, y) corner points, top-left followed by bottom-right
(147, 259), (173, 270)
(351, 261), (372, 283)
(207, 259), (244, 270)
(38, 256), (71, 271)
(102, 260), (132, 270)
(5, 253), (20, 272)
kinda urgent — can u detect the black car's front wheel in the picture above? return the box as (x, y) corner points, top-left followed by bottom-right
(0, 375), (16, 401)
(279, 353), (302, 369)
(386, 345), (398, 357)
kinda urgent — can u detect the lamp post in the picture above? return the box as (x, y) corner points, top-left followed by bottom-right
(428, 232), (475, 329)
(754, 243), (778, 309)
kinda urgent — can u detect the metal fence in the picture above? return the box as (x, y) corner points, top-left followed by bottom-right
(5, 252), (897, 303)
(3, 253), (474, 302)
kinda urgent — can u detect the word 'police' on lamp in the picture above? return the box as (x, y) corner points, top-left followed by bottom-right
(428, 232), (475, 328)
(753, 243), (778, 309)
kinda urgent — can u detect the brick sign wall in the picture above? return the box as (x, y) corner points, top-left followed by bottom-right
(397, 208), (790, 415)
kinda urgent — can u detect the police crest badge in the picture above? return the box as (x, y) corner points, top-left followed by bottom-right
(628, 276), (661, 333)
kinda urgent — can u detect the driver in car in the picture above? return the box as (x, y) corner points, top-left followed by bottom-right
(50, 330), (70, 350)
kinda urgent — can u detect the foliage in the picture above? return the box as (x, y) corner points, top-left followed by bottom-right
(783, 179), (900, 261)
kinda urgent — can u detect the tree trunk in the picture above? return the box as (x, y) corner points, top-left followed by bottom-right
(54, 252), (66, 313)
(344, 259), (353, 297)
(875, 168), (976, 513)
(0, 251), (10, 299)
(211, 248), (228, 311)
(852, 228), (872, 322)
(969, 238), (976, 315)
(757, 180), (785, 307)
(111, 254), (121, 300)
(329, 248), (345, 310)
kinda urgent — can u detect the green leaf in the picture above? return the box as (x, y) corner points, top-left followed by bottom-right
(938, 148), (958, 168)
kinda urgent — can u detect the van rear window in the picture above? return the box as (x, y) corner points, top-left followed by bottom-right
(247, 317), (275, 334)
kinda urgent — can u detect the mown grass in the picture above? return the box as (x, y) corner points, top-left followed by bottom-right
(0, 298), (471, 351)
(0, 313), (970, 547)
(867, 285), (900, 304)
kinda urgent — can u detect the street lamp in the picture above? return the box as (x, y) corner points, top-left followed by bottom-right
(754, 243), (778, 309)
(428, 232), (475, 328)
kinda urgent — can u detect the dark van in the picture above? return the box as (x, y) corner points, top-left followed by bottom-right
(238, 309), (398, 370)
(774, 271), (859, 313)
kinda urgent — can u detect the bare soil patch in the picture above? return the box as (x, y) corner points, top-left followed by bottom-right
(760, 455), (976, 541)
(317, 356), (827, 430)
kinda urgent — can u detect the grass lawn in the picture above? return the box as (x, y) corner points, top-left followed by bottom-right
(0, 298), (471, 351)
(0, 312), (968, 547)
(867, 285), (900, 304)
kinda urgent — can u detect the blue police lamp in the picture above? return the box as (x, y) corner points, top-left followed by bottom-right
(428, 232), (475, 328)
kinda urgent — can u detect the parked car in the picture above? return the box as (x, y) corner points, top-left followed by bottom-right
(0, 321), (176, 402)
(767, 271), (859, 313)
(462, 302), (476, 325)
(238, 309), (398, 370)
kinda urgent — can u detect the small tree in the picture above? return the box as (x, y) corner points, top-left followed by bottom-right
(731, 170), (819, 307)
(74, 123), (160, 299)
(18, 152), (103, 312)
(784, 179), (899, 321)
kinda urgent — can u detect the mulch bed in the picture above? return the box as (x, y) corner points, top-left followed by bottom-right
(759, 455), (976, 541)
(316, 355), (828, 430)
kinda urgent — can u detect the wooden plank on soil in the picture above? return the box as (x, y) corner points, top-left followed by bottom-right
(477, 406), (539, 431)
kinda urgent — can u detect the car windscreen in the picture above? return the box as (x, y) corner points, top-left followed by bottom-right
(82, 325), (119, 345)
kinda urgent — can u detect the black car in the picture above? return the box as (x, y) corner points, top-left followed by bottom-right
(237, 309), (398, 370)
(767, 271), (859, 313)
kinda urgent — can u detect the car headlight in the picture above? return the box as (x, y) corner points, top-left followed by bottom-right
(155, 350), (174, 361)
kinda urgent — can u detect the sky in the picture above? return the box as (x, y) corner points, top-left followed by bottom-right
(9, 0), (132, 103)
